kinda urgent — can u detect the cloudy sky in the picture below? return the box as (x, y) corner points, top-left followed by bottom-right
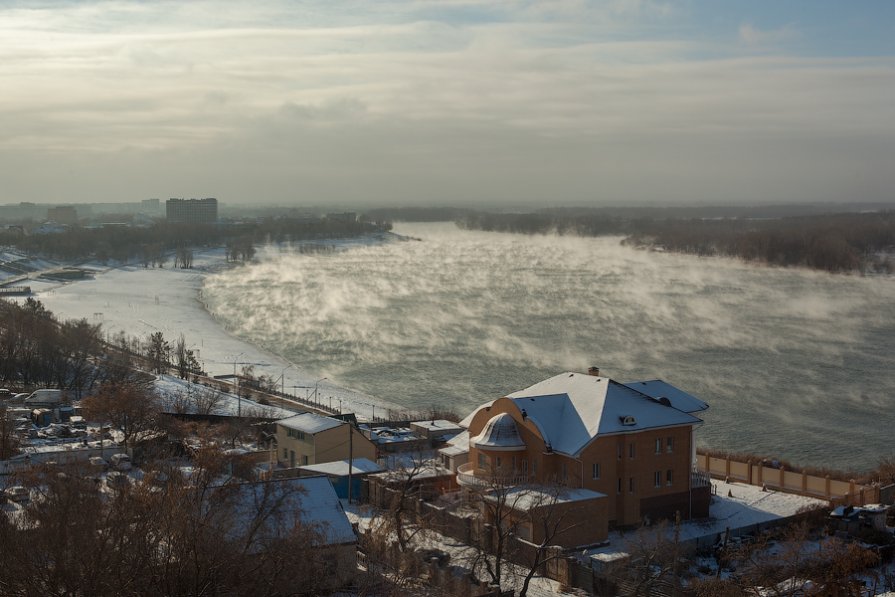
(2, 1), (893, 207)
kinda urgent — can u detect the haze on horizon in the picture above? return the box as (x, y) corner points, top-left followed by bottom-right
(2, 1), (894, 208)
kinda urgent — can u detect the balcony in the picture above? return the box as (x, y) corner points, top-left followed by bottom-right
(456, 463), (532, 489)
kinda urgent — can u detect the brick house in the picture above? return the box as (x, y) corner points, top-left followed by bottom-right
(453, 368), (711, 541)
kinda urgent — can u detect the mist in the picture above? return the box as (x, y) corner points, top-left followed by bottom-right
(201, 223), (895, 470)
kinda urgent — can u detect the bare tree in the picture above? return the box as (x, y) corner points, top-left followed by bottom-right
(192, 385), (225, 416)
(0, 403), (20, 459)
(0, 455), (337, 596)
(517, 486), (584, 597)
(614, 519), (687, 597)
(82, 379), (162, 451)
(372, 455), (431, 553)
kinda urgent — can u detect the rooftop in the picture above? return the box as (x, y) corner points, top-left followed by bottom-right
(298, 458), (383, 477)
(504, 372), (704, 457)
(278, 412), (344, 434)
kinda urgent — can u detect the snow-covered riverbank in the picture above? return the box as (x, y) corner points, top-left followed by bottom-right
(19, 247), (398, 421)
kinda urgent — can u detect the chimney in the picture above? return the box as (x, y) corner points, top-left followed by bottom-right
(587, 366), (600, 377)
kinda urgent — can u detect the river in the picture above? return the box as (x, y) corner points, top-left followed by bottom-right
(201, 222), (895, 471)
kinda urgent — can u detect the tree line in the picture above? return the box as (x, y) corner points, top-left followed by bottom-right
(0, 216), (391, 264)
(0, 298), (205, 396)
(457, 210), (895, 274)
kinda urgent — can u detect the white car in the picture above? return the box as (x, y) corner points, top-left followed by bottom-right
(3, 485), (29, 503)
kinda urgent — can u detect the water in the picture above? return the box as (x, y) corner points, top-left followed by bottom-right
(201, 222), (895, 472)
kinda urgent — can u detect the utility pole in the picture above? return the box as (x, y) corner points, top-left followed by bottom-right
(348, 421), (354, 505)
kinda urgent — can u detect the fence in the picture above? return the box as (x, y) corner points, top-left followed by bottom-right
(695, 451), (879, 506)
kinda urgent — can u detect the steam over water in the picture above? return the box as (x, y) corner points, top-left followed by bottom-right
(202, 223), (895, 471)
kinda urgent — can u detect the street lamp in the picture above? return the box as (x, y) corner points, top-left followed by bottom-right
(229, 352), (245, 416)
(276, 363), (295, 395)
(314, 377), (327, 404)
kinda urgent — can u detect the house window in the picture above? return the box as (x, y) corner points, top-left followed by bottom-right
(667, 437), (674, 453)
(667, 469), (673, 486)
(512, 456), (517, 472)
(617, 443), (622, 460)
(496, 456), (502, 470)
(629, 477), (635, 493)
(655, 438), (662, 454)
(592, 463), (601, 480)
(478, 453), (486, 469)
(301, 455), (308, 466)
(522, 459), (528, 475)
(629, 443), (635, 459)
(654, 471), (662, 488)
(617, 478), (622, 494)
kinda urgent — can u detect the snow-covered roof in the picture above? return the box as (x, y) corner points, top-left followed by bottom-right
(488, 486), (607, 512)
(505, 372), (704, 457)
(298, 458), (382, 476)
(228, 476), (355, 547)
(621, 379), (709, 413)
(439, 430), (470, 456)
(460, 401), (493, 428)
(471, 412), (526, 451)
(412, 419), (464, 434)
(278, 412), (344, 435)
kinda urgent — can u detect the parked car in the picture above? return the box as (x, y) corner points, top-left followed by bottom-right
(0, 388), (11, 399)
(88, 456), (109, 470)
(24, 389), (64, 407)
(110, 453), (132, 472)
(3, 486), (29, 503)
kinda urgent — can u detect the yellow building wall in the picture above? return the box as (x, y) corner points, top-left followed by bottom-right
(276, 424), (377, 467)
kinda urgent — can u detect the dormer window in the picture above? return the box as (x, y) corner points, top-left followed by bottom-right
(620, 415), (636, 426)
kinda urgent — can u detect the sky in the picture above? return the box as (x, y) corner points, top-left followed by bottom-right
(1, 0), (894, 208)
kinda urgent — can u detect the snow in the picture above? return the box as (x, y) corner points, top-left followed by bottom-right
(506, 372), (703, 457)
(278, 412), (344, 434)
(153, 374), (297, 419)
(342, 501), (581, 597)
(491, 486), (607, 512)
(622, 379), (710, 413)
(228, 476), (356, 547)
(26, 246), (398, 421)
(694, 480), (829, 539)
(298, 458), (382, 476)
(586, 479), (829, 560)
(439, 430), (470, 456)
(470, 412), (527, 450)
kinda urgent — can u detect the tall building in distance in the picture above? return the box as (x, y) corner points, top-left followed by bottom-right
(166, 197), (218, 224)
(47, 205), (78, 224)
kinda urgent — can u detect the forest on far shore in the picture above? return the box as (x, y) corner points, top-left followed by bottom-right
(456, 209), (895, 274)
